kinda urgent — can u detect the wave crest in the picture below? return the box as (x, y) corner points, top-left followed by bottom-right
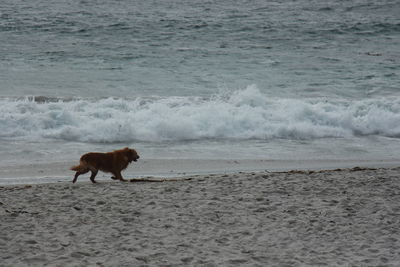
(1, 85), (400, 143)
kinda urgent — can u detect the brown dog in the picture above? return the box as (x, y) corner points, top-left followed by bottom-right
(70, 147), (139, 183)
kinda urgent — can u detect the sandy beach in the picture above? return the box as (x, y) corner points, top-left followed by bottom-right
(1, 167), (400, 266)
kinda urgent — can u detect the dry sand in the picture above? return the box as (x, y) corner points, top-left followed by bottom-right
(1, 167), (400, 266)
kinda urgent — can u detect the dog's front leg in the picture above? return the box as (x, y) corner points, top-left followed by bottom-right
(113, 171), (127, 182)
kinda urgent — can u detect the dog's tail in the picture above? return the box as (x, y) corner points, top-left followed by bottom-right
(70, 161), (87, 172)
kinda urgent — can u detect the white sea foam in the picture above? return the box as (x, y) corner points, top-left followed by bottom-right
(1, 85), (400, 143)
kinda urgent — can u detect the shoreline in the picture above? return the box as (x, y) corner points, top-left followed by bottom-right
(1, 158), (399, 185)
(1, 167), (400, 265)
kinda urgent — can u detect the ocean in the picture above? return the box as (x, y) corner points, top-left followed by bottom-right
(1, 0), (399, 183)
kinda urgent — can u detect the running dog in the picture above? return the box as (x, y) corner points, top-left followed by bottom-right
(70, 147), (139, 183)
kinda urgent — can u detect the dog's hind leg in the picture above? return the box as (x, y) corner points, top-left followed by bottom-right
(72, 169), (89, 183)
(89, 169), (98, 183)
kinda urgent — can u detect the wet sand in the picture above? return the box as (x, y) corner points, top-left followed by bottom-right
(1, 158), (399, 185)
(1, 167), (400, 266)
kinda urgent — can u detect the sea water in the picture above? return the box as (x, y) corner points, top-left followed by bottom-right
(1, 0), (399, 182)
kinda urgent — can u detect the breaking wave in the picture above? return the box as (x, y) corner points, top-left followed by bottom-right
(1, 85), (400, 143)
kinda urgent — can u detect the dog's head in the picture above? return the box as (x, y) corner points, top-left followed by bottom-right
(124, 147), (140, 163)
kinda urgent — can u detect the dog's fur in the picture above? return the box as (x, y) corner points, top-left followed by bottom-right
(70, 147), (139, 183)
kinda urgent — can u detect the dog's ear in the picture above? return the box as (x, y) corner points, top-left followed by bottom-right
(123, 148), (133, 159)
